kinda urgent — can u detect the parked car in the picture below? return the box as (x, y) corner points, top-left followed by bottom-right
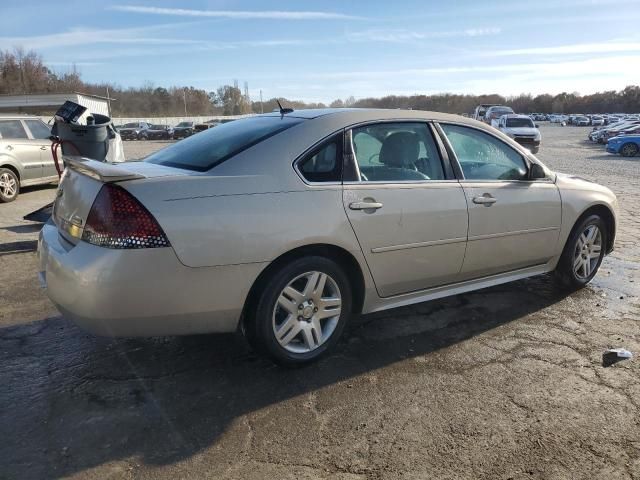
(574, 116), (590, 127)
(591, 116), (605, 127)
(485, 105), (515, 126)
(38, 109), (617, 364)
(589, 121), (640, 143)
(473, 104), (499, 122)
(496, 114), (541, 153)
(146, 124), (174, 140)
(173, 121), (194, 139)
(119, 122), (151, 140)
(602, 123), (640, 143)
(606, 135), (640, 157)
(0, 115), (57, 203)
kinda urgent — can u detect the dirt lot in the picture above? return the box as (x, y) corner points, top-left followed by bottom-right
(1, 125), (639, 480)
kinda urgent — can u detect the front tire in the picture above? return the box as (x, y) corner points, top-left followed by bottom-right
(555, 214), (607, 289)
(245, 256), (352, 365)
(0, 168), (19, 203)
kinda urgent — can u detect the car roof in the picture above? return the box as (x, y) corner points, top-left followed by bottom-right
(502, 114), (532, 119)
(259, 107), (473, 124)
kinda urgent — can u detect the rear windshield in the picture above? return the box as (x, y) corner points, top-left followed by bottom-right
(176, 122), (192, 127)
(506, 118), (534, 128)
(150, 125), (165, 129)
(146, 116), (304, 171)
(123, 123), (138, 128)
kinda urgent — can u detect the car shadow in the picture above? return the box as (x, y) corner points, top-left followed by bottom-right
(0, 274), (574, 478)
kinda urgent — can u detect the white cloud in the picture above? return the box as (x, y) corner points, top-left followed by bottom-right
(0, 24), (199, 50)
(110, 5), (362, 20)
(486, 42), (640, 56)
(346, 27), (501, 43)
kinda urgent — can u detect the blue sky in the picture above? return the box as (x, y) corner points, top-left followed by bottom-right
(2, 0), (640, 103)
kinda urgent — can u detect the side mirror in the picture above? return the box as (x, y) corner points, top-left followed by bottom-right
(529, 163), (546, 180)
(535, 124), (540, 128)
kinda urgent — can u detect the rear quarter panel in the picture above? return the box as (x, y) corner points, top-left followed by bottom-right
(124, 178), (364, 268)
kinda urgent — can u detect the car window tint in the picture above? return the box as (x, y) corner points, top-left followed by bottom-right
(351, 122), (444, 182)
(0, 120), (28, 139)
(441, 124), (527, 181)
(146, 116), (303, 171)
(297, 135), (342, 182)
(25, 120), (51, 139)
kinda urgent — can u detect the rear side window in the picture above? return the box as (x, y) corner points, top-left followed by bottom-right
(351, 122), (445, 182)
(25, 120), (52, 139)
(0, 120), (28, 139)
(297, 133), (342, 182)
(146, 116), (303, 171)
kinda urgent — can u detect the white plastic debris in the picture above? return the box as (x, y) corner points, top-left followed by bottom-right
(606, 348), (633, 359)
(602, 348), (633, 367)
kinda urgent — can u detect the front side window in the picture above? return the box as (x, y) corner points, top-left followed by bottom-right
(440, 124), (528, 181)
(25, 120), (52, 139)
(147, 116), (303, 171)
(0, 120), (28, 139)
(350, 122), (445, 182)
(297, 134), (342, 182)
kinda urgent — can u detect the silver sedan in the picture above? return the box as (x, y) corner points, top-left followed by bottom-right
(38, 109), (617, 365)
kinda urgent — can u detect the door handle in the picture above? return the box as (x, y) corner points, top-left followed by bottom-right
(40, 146), (48, 150)
(472, 195), (497, 206)
(5, 145), (13, 151)
(349, 201), (383, 211)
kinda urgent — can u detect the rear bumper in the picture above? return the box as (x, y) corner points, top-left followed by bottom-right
(37, 221), (266, 336)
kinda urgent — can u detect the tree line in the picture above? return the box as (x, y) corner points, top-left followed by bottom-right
(1, 48), (639, 117)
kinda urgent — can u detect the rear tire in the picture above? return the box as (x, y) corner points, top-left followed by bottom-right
(555, 214), (607, 289)
(620, 143), (639, 157)
(244, 256), (352, 366)
(0, 168), (19, 203)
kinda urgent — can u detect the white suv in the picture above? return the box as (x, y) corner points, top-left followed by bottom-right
(0, 115), (56, 202)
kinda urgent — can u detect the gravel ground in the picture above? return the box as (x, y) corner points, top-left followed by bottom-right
(1, 124), (639, 480)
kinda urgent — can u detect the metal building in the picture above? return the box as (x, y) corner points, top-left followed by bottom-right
(0, 92), (111, 122)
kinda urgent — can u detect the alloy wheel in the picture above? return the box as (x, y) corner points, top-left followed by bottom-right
(573, 224), (602, 280)
(621, 144), (638, 157)
(272, 271), (342, 354)
(0, 172), (17, 199)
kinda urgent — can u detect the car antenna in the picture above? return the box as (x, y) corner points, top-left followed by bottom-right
(276, 98), (294, 117)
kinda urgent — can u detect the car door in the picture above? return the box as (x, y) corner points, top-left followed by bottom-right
(342, 121), (469, 298)
(438, 123), (561, 279)
(0, 119), (42, 181)
(23, 119), (56, 178)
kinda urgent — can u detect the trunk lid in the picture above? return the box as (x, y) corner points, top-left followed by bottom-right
(53, 156), (187, 245)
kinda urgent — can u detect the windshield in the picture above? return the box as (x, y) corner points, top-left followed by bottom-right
(146, 116), (303, 171)
(506, 118), (534, 128)
(176, 122), (192, 127)
(150, 125), (165, 130)
(123, 122), (138, 128)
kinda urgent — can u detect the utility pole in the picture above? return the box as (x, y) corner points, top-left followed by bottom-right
(106, 86), (112, 117)
(260, 90), (263, 114)
(183, 88), (188, 116)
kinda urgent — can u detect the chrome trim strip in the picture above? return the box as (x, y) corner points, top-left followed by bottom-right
(371, 236), (467, 253)
(468, 226), (559, 242)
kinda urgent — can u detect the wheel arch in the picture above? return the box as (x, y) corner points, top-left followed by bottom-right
(574, 204), (616, 254)
(240, 243), (367, 330)
(0, 161), (21, 181)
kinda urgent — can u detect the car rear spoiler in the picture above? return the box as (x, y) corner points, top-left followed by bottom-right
(63, 155), (145, 183)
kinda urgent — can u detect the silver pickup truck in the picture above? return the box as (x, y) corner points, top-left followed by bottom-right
(496, 114), (541, 153)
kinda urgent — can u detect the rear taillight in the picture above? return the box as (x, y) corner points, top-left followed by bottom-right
(82, 184), (170, 249)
